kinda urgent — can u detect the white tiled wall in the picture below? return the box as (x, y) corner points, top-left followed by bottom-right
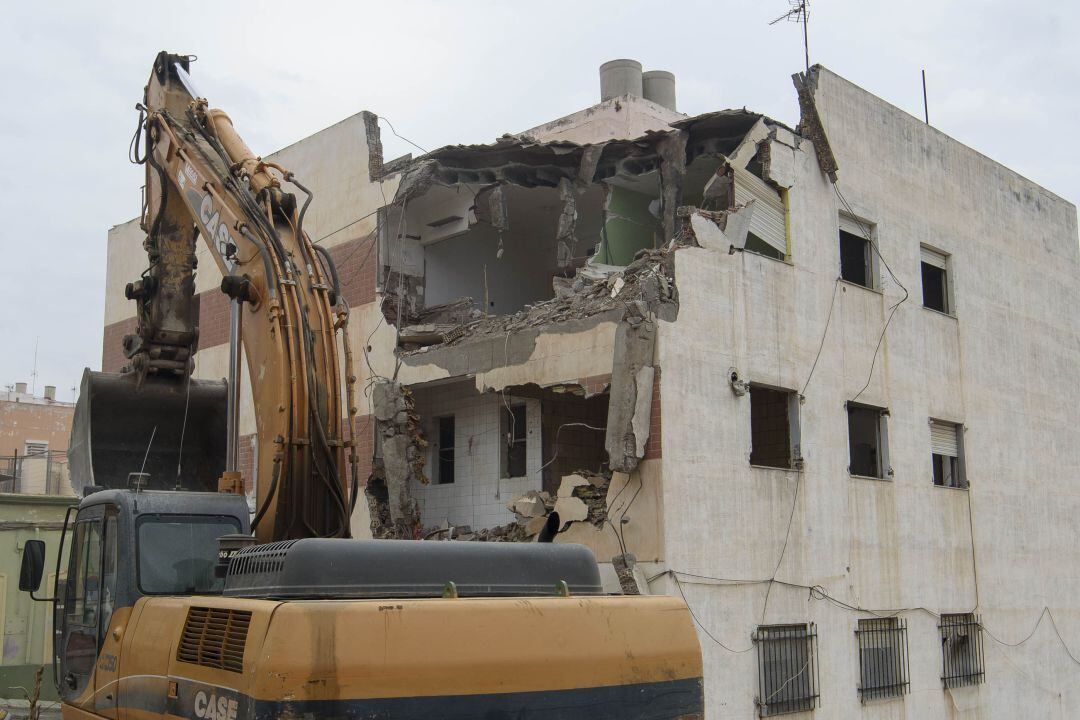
(410, 382), (542, 529)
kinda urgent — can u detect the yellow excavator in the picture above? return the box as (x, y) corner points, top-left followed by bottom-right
(18, 52), (704, 719)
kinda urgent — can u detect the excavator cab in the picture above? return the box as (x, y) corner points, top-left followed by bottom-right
(20, 488), (250, 702)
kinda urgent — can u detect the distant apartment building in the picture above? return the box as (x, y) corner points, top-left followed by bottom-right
(102, 61), (1080, 719)
(0, 382), (75, 495)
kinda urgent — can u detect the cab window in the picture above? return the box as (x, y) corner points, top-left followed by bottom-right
(67, 520), (102, 627)
(137, 515), (241, 594)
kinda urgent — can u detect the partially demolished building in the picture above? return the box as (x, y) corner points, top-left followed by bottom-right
(103, 61), (1080, 719)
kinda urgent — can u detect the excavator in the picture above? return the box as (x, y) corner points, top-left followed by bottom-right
(17, 52), (704, 719)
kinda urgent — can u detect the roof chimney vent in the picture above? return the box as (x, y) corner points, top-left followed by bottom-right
(599, 59), (643, 101)
(44, 386), (56, 401)
(642, 70), (677, 111)
(14, 382), (27, 395)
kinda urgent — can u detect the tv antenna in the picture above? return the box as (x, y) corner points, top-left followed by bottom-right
(770, 0), (810, 73)
(30, 336), (39, 395)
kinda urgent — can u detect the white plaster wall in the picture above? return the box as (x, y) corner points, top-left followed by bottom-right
(654, 68), (1080, 719)
(409, 381), (541, 530)
(103, 218), (146, 326)
(519, 95), (684, 145)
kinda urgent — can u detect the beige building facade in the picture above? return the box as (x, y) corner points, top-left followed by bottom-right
(0, 384), (75, 495)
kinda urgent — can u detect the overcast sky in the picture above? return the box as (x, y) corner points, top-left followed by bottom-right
(0, 1), (1076, 402)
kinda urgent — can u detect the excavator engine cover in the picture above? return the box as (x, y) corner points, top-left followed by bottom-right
(68, 369), (227, 495)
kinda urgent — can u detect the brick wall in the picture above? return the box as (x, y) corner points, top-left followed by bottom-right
(196, 290), (228, 349)
(101, 316), (138, 373)
(643, 367), (662, 460)
(328, 232), (378, 307)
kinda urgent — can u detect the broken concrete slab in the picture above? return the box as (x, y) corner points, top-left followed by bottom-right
(689, 206), (753, 252)
(630, 365), (655, 458)
(605, 305), (657, 473)
(557, 473), (592, 497)
(554, 495), (589, 524)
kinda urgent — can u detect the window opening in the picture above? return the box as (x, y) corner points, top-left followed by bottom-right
(502, 404), (527, 478)
(930, 419), (965, 488)
(921, 246), (950, 313)
(436, 415), (455, 484)
(848, 403), (888, 478)
(839, 214), (875, 288)
(750, 386), (799, 469)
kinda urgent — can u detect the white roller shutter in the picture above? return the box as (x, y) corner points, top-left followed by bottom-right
(733, 167), (786, 256)
(839, 213), (871, 238)
(921, 246), (948, 269)
(930, 420), (958, 457)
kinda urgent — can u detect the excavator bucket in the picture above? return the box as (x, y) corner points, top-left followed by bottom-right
(68, 369), (227, 495)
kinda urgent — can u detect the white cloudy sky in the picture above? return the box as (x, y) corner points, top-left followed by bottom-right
(0, 1), (1076, 401)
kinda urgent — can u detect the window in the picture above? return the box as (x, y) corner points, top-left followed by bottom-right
(930, 419), (966, 488)
(939, 613), (985, 688)
(67, 520), (103, 627)
(502, 404), (527, 478)
(856, 618), (909, 701)
(839, 214), (876, 288)
(754, 623), (819, 716)
(749, 385), (800, 469)
(435, 415), (455, 484)
(101, 514), (118, 644)
(24, 441), (48, 456)
(136, 514), (241, 594)
(848, 403), (889, 479)
(921, 246), (951, 314)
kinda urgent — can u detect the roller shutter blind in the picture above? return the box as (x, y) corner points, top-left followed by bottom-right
(921, 246), (948, 269)
(733, 167), (786, 256)
(930, 420), (958, 457)
(839, 213), (872, 238)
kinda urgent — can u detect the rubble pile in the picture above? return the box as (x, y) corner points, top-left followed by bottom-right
(400, 248), (677, 352)
(419, 469), (612, 543)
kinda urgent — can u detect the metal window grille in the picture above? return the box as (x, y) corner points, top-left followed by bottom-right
(939, 613), (985, 688)
(855, 618), (909, 701)
(754, 623), (820, 717)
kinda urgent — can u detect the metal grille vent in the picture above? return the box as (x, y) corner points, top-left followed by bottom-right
(177, 606), (251, 673)
(227, 539), (300, 577)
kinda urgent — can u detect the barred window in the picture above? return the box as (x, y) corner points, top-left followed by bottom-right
(754, 623), (819, 716)
(939, 613), (985, 688)
(855, 618), (909, 701)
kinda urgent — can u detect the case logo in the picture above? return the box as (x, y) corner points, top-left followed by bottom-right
(193, 690), (238, 720)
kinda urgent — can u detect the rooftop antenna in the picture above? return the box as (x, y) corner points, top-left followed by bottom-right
(30, 337), (39, 395)
(770, 0), (810, 73)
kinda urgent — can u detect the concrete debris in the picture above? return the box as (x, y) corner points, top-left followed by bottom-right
(429, 470), (611, 543)
(612, 553), (641, 595)
(792, 66), (838, 183)
(400, 247), (678, 353)
(606, 300), (657, 473)
(509, 491), (549, 518)
(686, 205), (753, 252)
(555, 177), (578, 268)
(554, 495), (589, 524)
(366, 380), (428, 538)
